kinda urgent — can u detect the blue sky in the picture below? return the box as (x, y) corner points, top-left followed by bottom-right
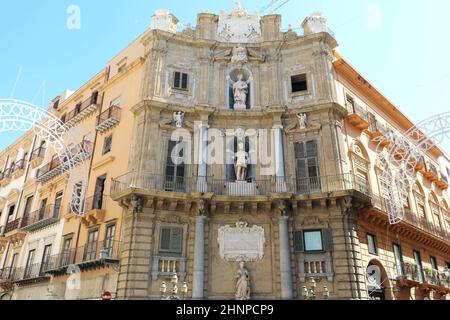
(0, 0), (449, 152)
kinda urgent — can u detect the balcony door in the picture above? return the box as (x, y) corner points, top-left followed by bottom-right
(53, 192), (63, 218)
(413, 250), (425, 283)
(22, 196), (34, 226)
(38, 198), (48, 221)
(93, 175), (106, 210)
(61, 237), (73, 266)
(84, 228), (99, 261)
(295, 140), (320, 194)
(24, 249), (36, 278)
(40, 244), (52, 274)
(104, 224), (116, 257)
(165, 140), (186, 192)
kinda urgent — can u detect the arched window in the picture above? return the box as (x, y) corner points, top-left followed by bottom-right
(350, 142), (370, 194)
(413, 183), (426, 221)
(429, 192), (442, 230)
(441, 200), (450, 233)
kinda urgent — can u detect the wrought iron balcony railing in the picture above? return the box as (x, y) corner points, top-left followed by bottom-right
(372, 194), (449, 241)
(4, 218), (22, 234)
(36, 140), (92, 183)
(96, 105), (121, 132)
(45, 240), (121, 274)
(64, 93), (103, 127)
(111, 172), (371, 198)
(20, 204), (60, 231)
(30, 146), (46, 162)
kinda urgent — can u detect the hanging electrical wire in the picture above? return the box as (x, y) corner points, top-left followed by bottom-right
(260, 0), (292, 15)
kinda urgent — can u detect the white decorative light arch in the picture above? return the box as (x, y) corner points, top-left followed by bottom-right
(0, 99), (89, 216)
(373, 112), (450, 224)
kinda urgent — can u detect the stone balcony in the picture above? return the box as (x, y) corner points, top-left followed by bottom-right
(151, 256), (187, 280)
(345, 101), (369, 130)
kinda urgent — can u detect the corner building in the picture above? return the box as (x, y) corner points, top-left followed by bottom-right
(0, 3), (449, 300)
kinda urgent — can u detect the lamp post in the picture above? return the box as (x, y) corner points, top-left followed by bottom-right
(160, 273), (188, 300)
(302, 277), (330, 300)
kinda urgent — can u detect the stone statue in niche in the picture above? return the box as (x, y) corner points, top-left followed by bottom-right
(231, 45), (248, 65)
(232, 73), (250, 110)
(297, 113), (308, 130)
(173, 111), (185, 128)
(235, 261), (251, 300)
(234, 141), (249, 181)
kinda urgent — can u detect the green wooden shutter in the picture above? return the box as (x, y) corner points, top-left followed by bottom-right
(160, 228), (172, 251)
(293, 230), (304, 252)
(322, 228), (334, 252)
(174, 72), (181, 88)
(170, 227), (183, 254)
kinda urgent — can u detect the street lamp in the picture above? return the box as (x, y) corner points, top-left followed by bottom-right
(160, 273), (188, 300)
(302, 277), (330, 300)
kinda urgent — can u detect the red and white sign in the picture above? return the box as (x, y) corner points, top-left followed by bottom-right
(101, 291), (112, 300)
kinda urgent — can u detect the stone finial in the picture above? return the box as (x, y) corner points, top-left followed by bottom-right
(301, 12), (329, 36)
(150, 9), (179, 33)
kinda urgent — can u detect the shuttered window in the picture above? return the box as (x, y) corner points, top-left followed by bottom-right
(294, 229), (333, 253)
(173, 72), (189, 90)
(294, 140), (320, 193)
(165, 140), (186, 192)
(159, 227), (183, 256)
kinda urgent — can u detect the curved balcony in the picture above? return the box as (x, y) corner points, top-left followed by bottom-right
(111, 172), (371, 199)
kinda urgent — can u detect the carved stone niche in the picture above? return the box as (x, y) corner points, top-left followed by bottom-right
(217, 221), (265, 262)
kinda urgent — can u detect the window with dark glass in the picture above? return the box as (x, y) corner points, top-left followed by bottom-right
(103, 134), (113, 155)
(291, 74), (308, 93)
(367, 234), (378, 255)
(173, 72), (189, 90)
(159, 227), (183, 256)
(393, 243), (404, 277)
(38, 198), (48, 220)
(7, 204), (15, 222)
(9, 253), (18, 278)
(295, 140), (320, 193)
(104, 223), (116, 256)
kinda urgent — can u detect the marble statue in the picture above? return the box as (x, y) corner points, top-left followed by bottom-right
(232, 73), (250, 110)
(235, 261), (251, 300)
(234, 141), (249, 181)
(173, 111), (185, 128)
(231, 45), (248, 65)
(297, 113), (308, 130)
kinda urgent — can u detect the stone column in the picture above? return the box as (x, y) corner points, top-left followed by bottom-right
(279, 216), (293, 299)
(192, 215), (206, 299)
(196, 123), (209, 192)
(273, 126), (285, 178)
